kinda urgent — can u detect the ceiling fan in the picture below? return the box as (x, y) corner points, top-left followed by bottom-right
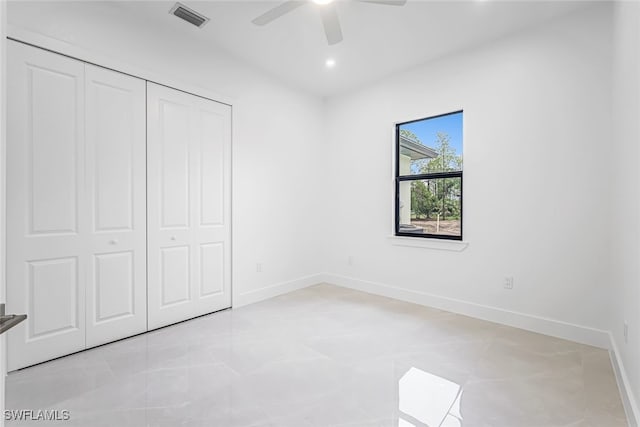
(251, 0), (407, 45)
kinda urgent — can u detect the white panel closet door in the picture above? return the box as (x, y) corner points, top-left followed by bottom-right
(6, 42), (86, 370)
(84, 64), (147, 347)
(147, 83), (231, 330)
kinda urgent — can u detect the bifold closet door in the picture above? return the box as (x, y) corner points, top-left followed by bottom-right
(6, 42), (87, 370)
(6, 41), (147, 370)
(84, 64), (147, 348)
(147, 83), (232, 330)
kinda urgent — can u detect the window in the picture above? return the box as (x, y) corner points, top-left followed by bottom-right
(395, 111), (463, 240)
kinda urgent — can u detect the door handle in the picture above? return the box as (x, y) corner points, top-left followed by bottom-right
(109, 239), (119, 245)
(0, 304), (27, 335)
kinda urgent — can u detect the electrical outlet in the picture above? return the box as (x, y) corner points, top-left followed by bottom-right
(624, 322), (628, 344)
(348, 255), (354, 266)
(256, 263), (263, 273)
(503, 276), (514, 290)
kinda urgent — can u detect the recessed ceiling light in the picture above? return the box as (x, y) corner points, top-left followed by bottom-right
(313, 0), (334, 5)
(325, 58), (336, 68)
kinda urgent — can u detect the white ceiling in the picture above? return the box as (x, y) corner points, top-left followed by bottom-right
(8, 0), (597, 97)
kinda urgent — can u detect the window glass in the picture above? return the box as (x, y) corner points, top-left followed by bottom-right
(398, 177), (462, 238)
(396, 111), (463, 240)
(398, 112), (463, 176)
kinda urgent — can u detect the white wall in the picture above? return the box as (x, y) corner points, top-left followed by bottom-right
(6, 1), (326, 303)
(323, 4), (613, 334)
(611, 0), (640, 421)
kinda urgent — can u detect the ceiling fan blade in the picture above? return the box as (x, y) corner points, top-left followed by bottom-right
(358, 0), (407, 5)
(251, 1), (305, 26)
(320, 3), (343, 45)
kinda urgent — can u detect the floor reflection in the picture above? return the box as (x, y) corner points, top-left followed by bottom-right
(5, 284), (627, 426)
(399, 367), (463, 427)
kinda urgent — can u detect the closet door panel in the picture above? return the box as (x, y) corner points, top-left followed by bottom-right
(199, 109), (225, 227)
(199, 243), (224, 297)
(147, 83), (231, 330)
(160, 100), (191, 229)
(192, 97), (231, 317)
(85, 64), (146, 347)
(148, 86), (195, 328)
(93, 251), (135, 321)
(28, 257), (80, 339)
(7, 41), (86, 371)
(30, 69), (79, 234)
(161, 246), (191, 305)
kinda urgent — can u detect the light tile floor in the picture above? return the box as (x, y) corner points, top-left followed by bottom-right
(6, 284), (628, 426)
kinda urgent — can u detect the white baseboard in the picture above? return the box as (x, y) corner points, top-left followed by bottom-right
(609, 333), (639, 427)
(322, 273), (611, 349)
(232, 274), (322, 308)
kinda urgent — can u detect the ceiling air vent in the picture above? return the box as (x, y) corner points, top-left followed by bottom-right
(169, 2), (209, 28)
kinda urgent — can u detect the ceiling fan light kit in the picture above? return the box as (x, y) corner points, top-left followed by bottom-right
(251, 0), (407, 46)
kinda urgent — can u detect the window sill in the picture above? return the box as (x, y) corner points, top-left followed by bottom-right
(388, 235), (469, 252)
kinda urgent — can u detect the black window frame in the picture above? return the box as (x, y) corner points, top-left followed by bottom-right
(395, 110), (463, 241)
